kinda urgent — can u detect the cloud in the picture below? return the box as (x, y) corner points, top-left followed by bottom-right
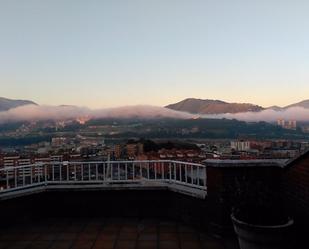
(0, 104), (194, 123)
(92, 105), (195, 119)
(201, 107), (309, 122)
(0, 105), (308, 124)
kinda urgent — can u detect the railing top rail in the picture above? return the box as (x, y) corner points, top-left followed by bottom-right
(64, 160), (204, 166)
(0, 163), (46, 171)
(0, 160), (205, 172)
(168, 160), (205, 167)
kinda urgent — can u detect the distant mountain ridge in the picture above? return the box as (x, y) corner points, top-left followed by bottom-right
(1, 96), (309, 116)
(166, 98), (264, 114)
(0, 97), (37, 111)
(267, 100), (309, 111)
(267, 106), (283, 111)
(166, 98), (309, 114)
(284, 100), (309, 109)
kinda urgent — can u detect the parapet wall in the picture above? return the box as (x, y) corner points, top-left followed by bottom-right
(204, 160), (283, 233)
(0, 189), (209, 231)
(204, 156), (309, 247)
(282, 151), (309, 225)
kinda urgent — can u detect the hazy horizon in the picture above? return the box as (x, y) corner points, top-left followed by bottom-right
(1, 95), (308, 109)
(1, 0), (309, 108)
(1, 103), (309, 124)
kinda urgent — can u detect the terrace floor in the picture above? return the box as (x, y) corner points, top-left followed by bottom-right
(0, 217), (238, 249)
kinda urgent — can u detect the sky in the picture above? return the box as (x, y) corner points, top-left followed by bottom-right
(0, 0), (309, 108)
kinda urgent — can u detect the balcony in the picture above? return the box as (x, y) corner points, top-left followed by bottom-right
(0, 160), (207, 200)
(0, 160), (241, 249)
(0, 156), (308, 249)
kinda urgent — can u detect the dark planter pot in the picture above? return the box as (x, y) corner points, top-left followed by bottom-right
(231, 213), (293, 249)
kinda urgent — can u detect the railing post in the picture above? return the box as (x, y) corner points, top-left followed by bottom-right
(147, 162), (150, 180)
(111, 162), (113, 181)
(132, 163), (135, 180)
(169, 162), (172, 182)
(197, 166), (200, 186)
(66, 163), (69, 181)
(59, 163), (62, 181)
(96, 163), (98, 181)
(185, 164), (188, 183)
(30, 166), (33, 185)
(191, 165), (193, 184)
(14, 168), (17, 188)
(6, 170), (9, 189)
(88, 163), (91, 181)
(161, 162), (164, 180)
(74, 164), (77, 181)
(52, 163), (55, 181)
(103, 163), (105, 182)
(37, 164), (40, 183)
(125, 163), (128, 180)
(44, 164), (47, 184)
(204, 166), (207, 188)
(81, 164), (84, 181)
(174, 162), (176, 182)
(23, 167), (25, 187)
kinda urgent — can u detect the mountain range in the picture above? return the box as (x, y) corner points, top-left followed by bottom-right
(0, 96), (309, 115)
(0, 97), (37, 112)
(166, 98), (264, 114)
(166, 98), (309, 114)
(283, 100), (309, 109)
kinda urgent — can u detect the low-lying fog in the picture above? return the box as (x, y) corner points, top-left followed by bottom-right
(0, 104), (308, 123)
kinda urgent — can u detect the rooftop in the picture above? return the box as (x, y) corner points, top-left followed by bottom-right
(0, 156), (308, 249)
(0, 217), (237, 249)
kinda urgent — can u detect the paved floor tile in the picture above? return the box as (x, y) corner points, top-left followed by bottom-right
(159, 232), (178, 241)
(201, 239), (226, 249)
(159, 240), (180, 249)
(118, 232), (137, 240)
(0, 217), (236, 249)
(115, 240), (136, 249)
(160, 226), (177, 233)
(6, 241), (32, 249)
(36, 233), (59, 241)
(96, 233), (117, 241)
(26, 241), (51, 249)
(49, 241), (72, 249)
(137, 240), (157, 249)
(0, 242), (10, 249)
(93, 240), (115, 249)
(138, 233), (157, 241)
(56, 232), (78, 241)
(71, 240), (94, 249)
(181, 241), (202, 249)
(76, 232), (98, 241)
(179, 225), (196, 233)
(179, 232), (199, 241)
(140, 226), (156, 233)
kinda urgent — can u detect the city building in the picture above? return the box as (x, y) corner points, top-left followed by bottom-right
(277, 119), (297, 130)
(230, 140), (251, 151)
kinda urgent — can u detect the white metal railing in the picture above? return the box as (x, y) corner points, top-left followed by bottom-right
(0, 160), (207, 198)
